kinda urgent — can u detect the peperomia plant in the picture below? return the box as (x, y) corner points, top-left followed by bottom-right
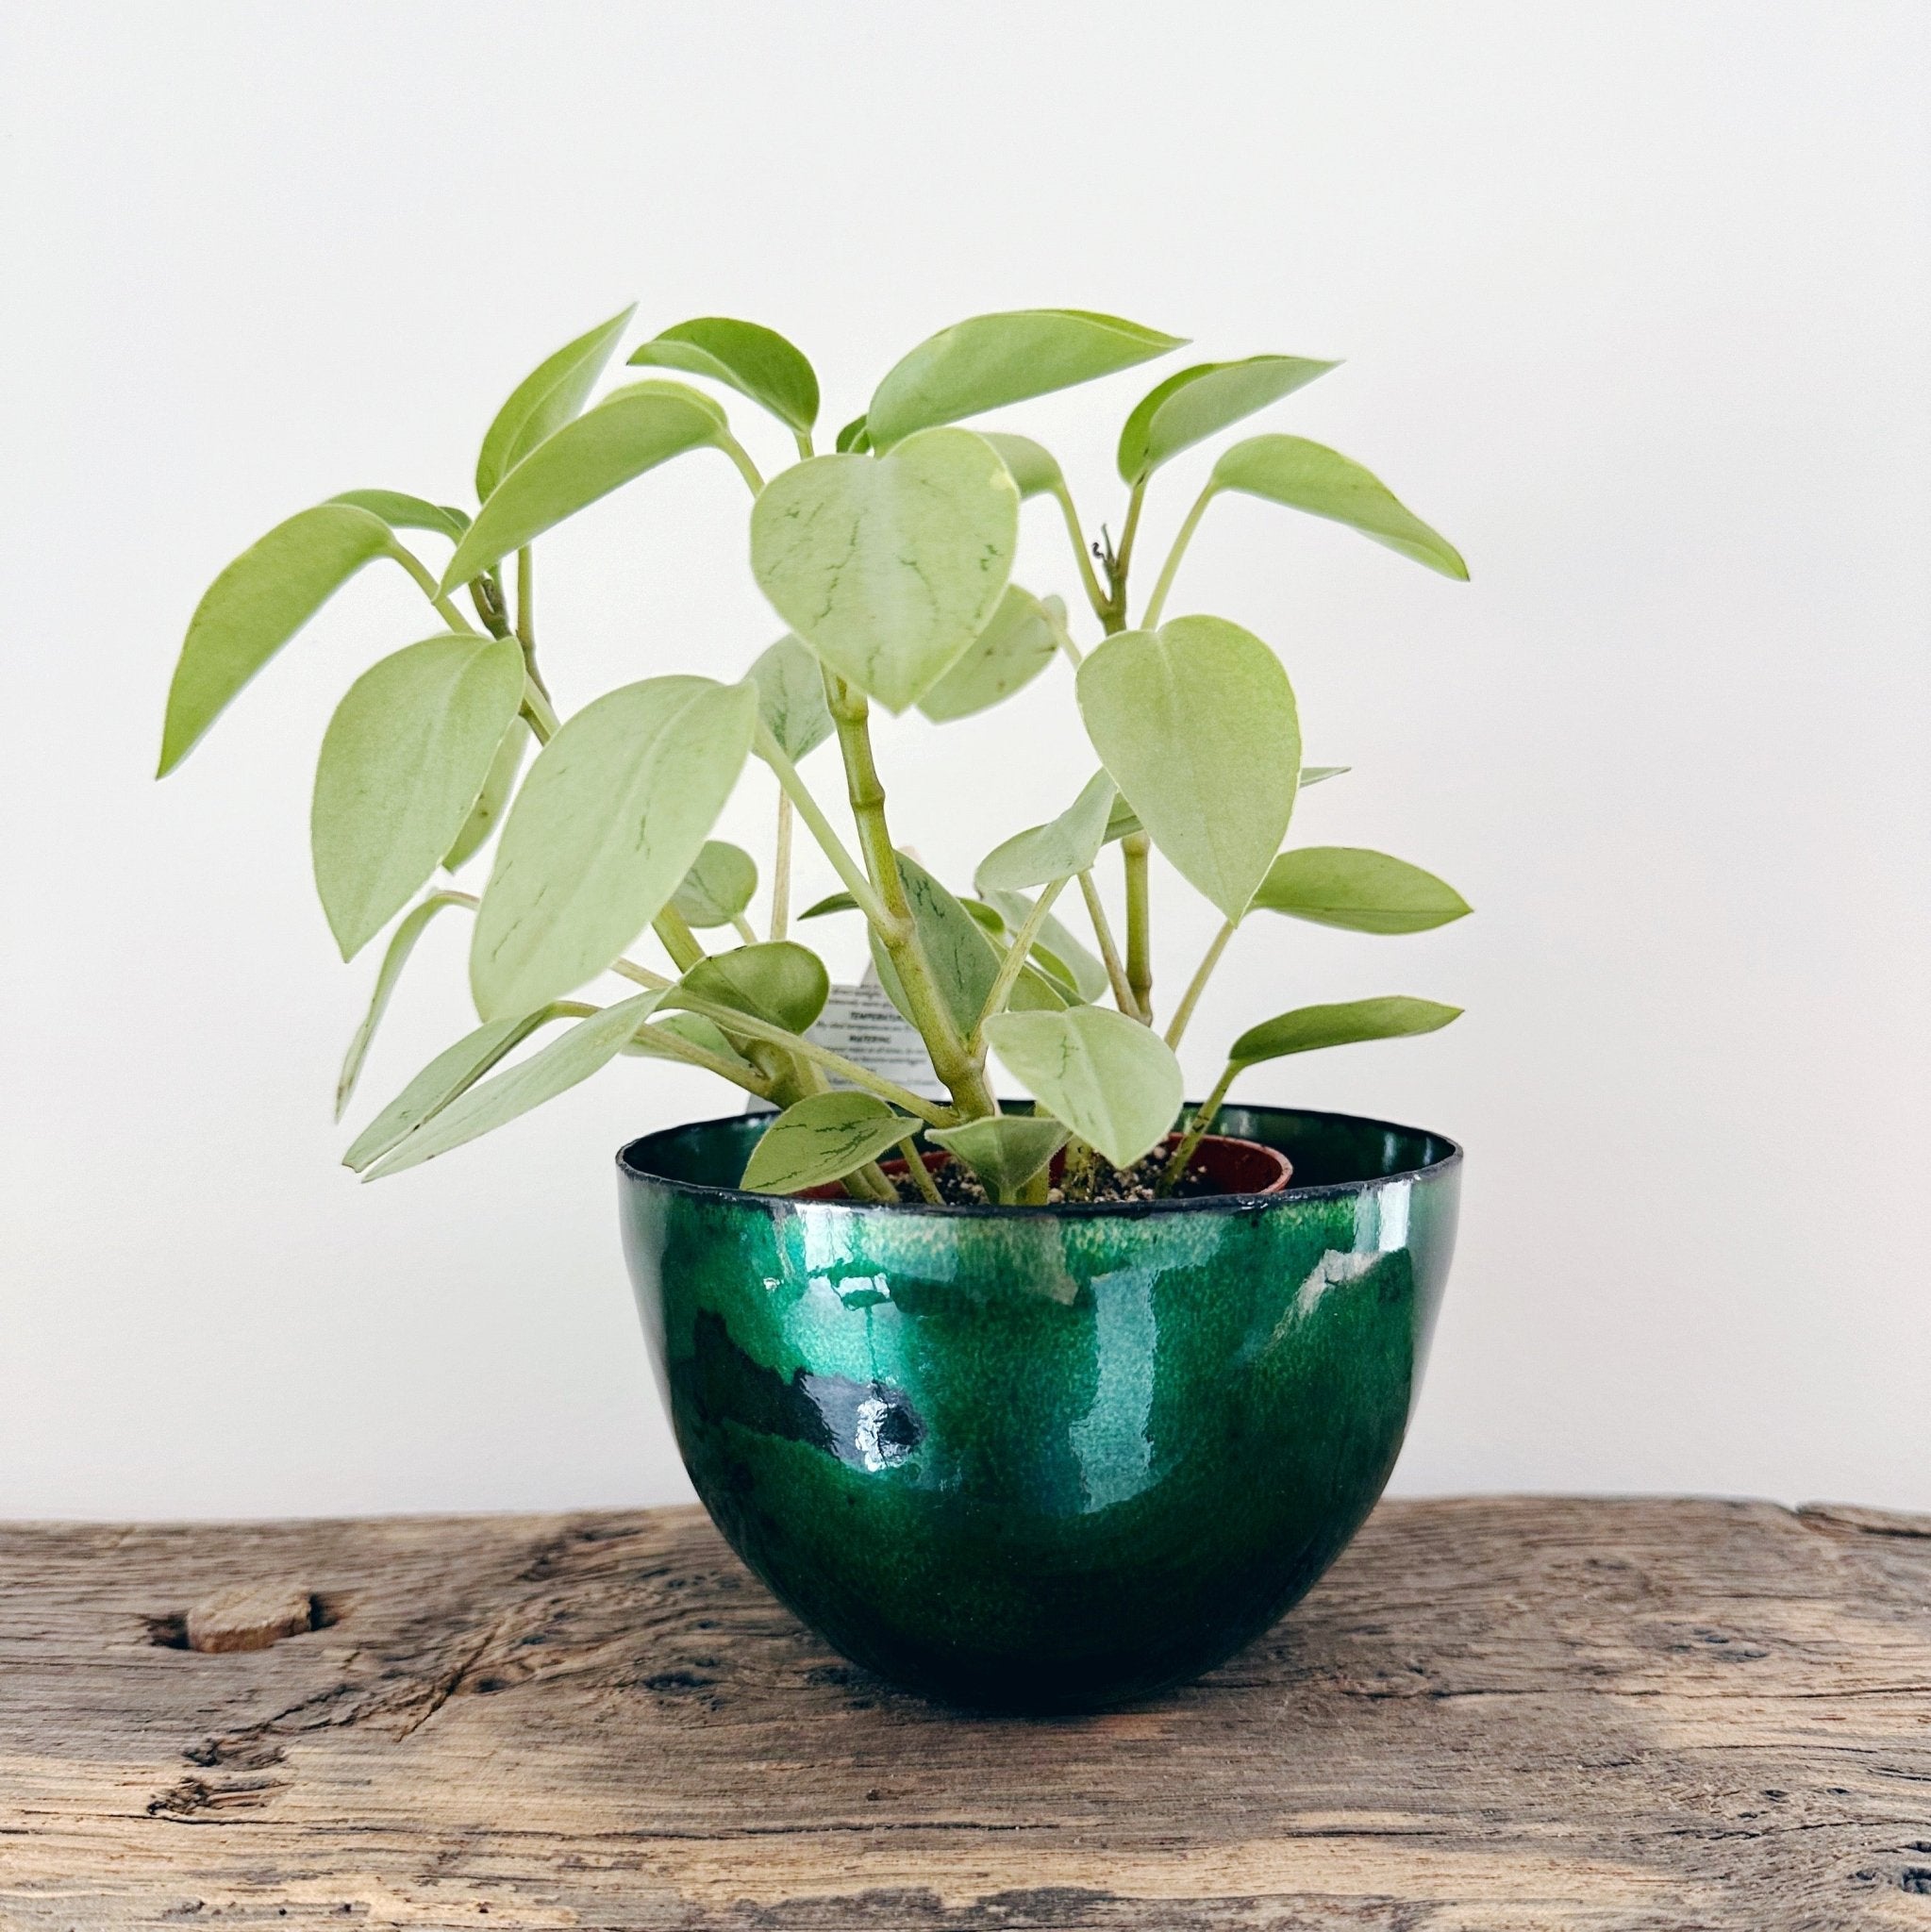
(159, 307), (1471, 1206)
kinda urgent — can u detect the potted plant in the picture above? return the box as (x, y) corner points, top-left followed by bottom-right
(159, 305), (1470, 1710)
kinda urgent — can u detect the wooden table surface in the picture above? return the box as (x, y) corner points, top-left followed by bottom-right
(2, 1497), (1927, 1930)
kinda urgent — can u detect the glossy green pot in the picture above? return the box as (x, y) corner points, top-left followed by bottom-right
(617, 1104), (1460, 1711)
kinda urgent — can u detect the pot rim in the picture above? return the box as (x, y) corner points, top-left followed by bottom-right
(617, 1102), (1462, 1220)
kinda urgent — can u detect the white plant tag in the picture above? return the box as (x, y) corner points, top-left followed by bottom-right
(743, 966), (944, 1113)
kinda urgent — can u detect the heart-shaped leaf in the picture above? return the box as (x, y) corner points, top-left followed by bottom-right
(475, 304), (636, 500)
(344, 1006), (565, 1172)
(470, 675), (757, 1018)
(1229, 996), (1462, 1070)
(741, 1091), (914, 1195)
(1252, 848), (1472, 934)
(867, 309), (1184, 448)
(980, 432), (1064, 500)
(311, 634), (525, 958)
(918, 586), (1064, 724)
(627, 317), (819, 434)
(984, 1006), (1183, 1171)
(327, 490), (471, 543)
(1211, 435), (1468, 579)
(366, 991), (663, 1179)
(747, 635), (834, 761)
(929, 1114), (1069, 1199)
(975, 771), (1117, 893)
(335, 891), (474, 1122)
(752, 428), (1018, 713)
(442, 382), (724, 593)
(673, 941), (829, 1037)
(158, 504), (403, 774)
(442, 716), (528, 872)
(868, 854), (1000, 1042)
(1077, 616), (1301, 920)
(1117, 356), (1338, 481)
(672, 841), (758, 930)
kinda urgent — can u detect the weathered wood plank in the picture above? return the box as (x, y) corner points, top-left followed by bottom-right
(0, 1498), (1925, 1930)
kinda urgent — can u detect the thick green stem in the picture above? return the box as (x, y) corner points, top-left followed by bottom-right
(652, 908), (707, 974)
(628, 1024), (775, 1100)
(717, 430), (765, 495)
(896, 1137), (944, 1205)
(730, 914), (757, 946)
(1123, 833), (1155, 1024)
(1159, 1059), (1241, 1192)
(1052, 479), (1109, 622)
(1166, 917), (1236, 1049)
(521, 678), (559, 743)
(971, 874), (1070, 1046)
(824, 674), (997, 1119)
(1076, 870), (1139, 1019)
(1107, 475), (1147, 623)
(769, 790), (795, 941)
(1142, 481), (1218, 630)
(392, 545), (481, 636)
(755, 722), (892, 931)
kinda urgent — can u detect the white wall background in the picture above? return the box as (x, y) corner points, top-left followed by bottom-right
(3, 1), (1925, 1521)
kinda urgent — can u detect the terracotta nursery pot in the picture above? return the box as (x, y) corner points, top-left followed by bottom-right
(617, 1103), (1461, 1712)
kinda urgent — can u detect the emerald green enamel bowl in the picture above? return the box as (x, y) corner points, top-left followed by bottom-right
(617, 1104), (1460, 1711)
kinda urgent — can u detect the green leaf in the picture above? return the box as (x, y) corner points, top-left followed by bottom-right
(869, 854), (1001, 1042)
(975, 771), (1116, 894)
(980, 889), (1110, 1003)
(326, 490), (471, 542)
(1252, 848), (1472, 935)
(980, 431), (1064, 500)
(1300, 764), (1350, 788)
(672, 941), (829, 1037)
(1211, 435), (1468, 579)
(984, 1007), (1183, 1171)
(747, 634), (834, 761)
(1103, 763), (1341, 847)
(834, 414), (871, 454)
(1117, 356), (1338, 481)
(627, 317), (819, 434)
(158, 504), (402, 774)
(918, 586), (1064, 724)
(475, 304), (636, 501)
(799, 891), (857, 920)
(623, 1011), (755, 1072)
(311, 635), (525, 958)
(672, 841), (758, 929)
(469, 675), (757, 1018)
(741, 1091), (914, 1195)
(443, 381), (723, 593)
(1229, 996), (1462, 1069)
(751, 428), (1018, 713)
(929, 1114), (1069, 1199)
(334, 891), (474, 1122)
(343, 1006), (563, 1173)
(867, 309), (1185, 448)
(1077, 616), (1301, 920)
(366, 991), (662, 1179)
(442, 716), (528, 872)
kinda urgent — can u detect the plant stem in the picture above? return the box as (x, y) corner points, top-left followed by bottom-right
(792, 429), (815, 462)
(392, 545), (481, 636)
(1051, 479), (1110, 622)
(470, 573), (510, 638)
(1166, 917), (1236, 1049)
(730, 915), (757, 945)
(895, 1137), (944, 1205)
(847, 1161), (898, 1203)
(755, 722), (893, 932)
(717, 430), (765, 495)
(824, 673), (998, 1119)
(1159, 1058), (1240, 1192)
(1141, 480), (1218, 630)
(521, 678), (559, 743)
(769, 791), (794, 941)
(515, 548), (537, 648)
(1124, 833), (1155, 1024)
(1107, 475), (1147, 620)
(1076, 870), (1139, 1019)
(628, 1024), (775, 1100)
(970, 874), (1070, 1045)
(652, 908), (707, 973)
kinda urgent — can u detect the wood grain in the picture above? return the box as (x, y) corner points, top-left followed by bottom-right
(1, 1497), (1925, 1930)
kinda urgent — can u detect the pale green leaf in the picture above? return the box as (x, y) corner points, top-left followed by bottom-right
(1252, 847), (1471, 934)
(980, 889), (1110, 1003)
(443, 382), (723, 593)
(1211, 435), (1469, 579)
(627, 317), (819, 434)
(929, 1114), (1069, 1199)
(343, 1007), (562, 1172)
(741, 1091), (913, 1195)
(326, 490), (471, 542)
(867, 309), (1185, 448)
(1300, 764), (1350, 788)
(980, 431), (1065, 500)
(158, 504), (402, 774)
(747, 635), (834, 761)
(311, 635), (524, 958)
(366, 991), (662, 1179)
(1117, 355), (1338, 481)
(1077, 616), (1301, 920)
(672, 941), (829, 1037)
(918, 585), (1064, 724)
(799, 891), (857, 920)
(834, 414), (871, 453)
(751, 428), (1018, 713)
(475, 304), (636, 500)
(672, 841), (758, 929)
(1229, 996), (1462, 1069)
(1103, 763), (1341, 846)
(975, 771), (1116, 893)
(984, 1007), (1183, 1171)
(869, 854), (1000, 1041)
(334, 891), (474, 1122)
(470, 675), (757, 1017)
(442, 716), (528, 872)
